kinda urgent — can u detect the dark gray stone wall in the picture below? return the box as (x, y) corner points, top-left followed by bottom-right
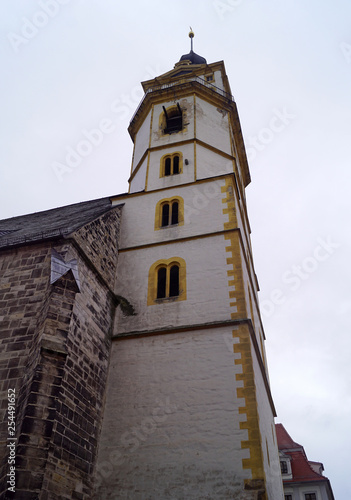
(0, 206), (122, 499)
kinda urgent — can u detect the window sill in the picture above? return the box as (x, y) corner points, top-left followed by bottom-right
(154, 291), (185, 304)
(160, 223), (179, 229)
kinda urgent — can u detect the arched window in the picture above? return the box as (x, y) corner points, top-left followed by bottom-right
(155, 197), (183, 230)
(160, 153), (182, 177)
(160, 201), (179, 227)
(148, 258), (186, 305)
(156, 264), (179, 299)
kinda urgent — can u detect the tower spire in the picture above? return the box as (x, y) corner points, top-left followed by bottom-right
(189, 27), (194, 52)
(178, 28), (206, 65)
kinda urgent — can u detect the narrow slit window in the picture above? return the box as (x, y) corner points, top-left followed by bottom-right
(161, 203), (170, 227)
(171, 202), (179, 225)
(165, 157), (171, 176)
(169, 265), (179, 297)
(173, 155), (179, 174)
(157, 267), (167, 299)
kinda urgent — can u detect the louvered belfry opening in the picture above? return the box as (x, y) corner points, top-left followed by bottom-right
(163, 104), (182, 134)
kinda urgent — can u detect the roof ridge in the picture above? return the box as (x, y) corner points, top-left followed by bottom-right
(0, 195), (114, 224)
(0, 197), (124, 250)
(275, 423), (303, 450)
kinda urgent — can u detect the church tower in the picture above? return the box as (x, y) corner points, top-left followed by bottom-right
(96, 32), (283, 499)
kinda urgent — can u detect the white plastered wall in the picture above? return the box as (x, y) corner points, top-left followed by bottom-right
(195, 96), (232, 155)
(196, 143), (234, 180)
(146, 142), (194, 192)
(239, 239), (266, 365)
(132, 111), (151, 171)
(213, 69), (224, 90)
(129, 156), (147, 193)
(115, 234), (234, 334)
(250, 333), (284, 499)
(119, 178), (227, 249)
(96, 327), (251, 499)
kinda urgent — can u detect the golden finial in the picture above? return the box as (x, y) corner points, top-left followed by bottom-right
(189, 27), (194, 51)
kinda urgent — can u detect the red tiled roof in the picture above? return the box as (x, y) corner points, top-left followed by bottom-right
(275, 424), (327, 483)
(275, 423), (302, 450)
(286, 450), (326, 483)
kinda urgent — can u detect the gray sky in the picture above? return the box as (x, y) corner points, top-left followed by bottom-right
(1, 1), (350, 497)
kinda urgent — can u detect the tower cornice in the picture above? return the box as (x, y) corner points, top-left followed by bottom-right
(128, 60), (251, 187)
(128, 74), (234, 139)
(141, 60), (229, 92)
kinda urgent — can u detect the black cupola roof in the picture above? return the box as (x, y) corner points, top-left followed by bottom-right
(179, 49), (207, 65)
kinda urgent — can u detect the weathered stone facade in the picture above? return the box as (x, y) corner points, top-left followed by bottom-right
(0, 202), (123, 499)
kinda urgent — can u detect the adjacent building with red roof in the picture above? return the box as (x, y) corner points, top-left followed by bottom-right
(276, 423), (335, 500)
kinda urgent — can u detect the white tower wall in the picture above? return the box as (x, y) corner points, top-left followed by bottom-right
(98, 54), (283, 499)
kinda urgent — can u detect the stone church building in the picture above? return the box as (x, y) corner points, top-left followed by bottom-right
(0, 36), (284, 499)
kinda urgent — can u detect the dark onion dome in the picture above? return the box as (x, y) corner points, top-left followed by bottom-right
(179, 49), (207, 65)
(179, 29), (207, 65)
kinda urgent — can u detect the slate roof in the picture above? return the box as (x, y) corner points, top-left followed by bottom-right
(0, 196), (124, 250)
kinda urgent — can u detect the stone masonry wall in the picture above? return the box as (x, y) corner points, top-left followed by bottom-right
(37, 241), (115, 500)
(0, 243), (51, 498)
(72, 207), (122, 288)
(0, 205), (123, 499)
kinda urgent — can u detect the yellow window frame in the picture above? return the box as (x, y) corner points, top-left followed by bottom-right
(147, 257), (187, 306)
(159, 152), (183, 178)
(154, 196), (184, 230)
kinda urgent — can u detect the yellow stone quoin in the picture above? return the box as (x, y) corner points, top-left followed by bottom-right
(222, 175), (266, 488)
(235, 325), (265, 480)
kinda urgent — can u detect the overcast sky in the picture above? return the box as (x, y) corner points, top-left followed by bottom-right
(1, 1), (350, 497)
